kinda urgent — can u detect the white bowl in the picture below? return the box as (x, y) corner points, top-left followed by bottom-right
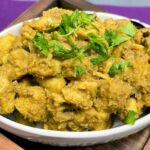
(0, 12), (150, 146)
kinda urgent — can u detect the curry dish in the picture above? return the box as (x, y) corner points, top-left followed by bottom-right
(0, 8), (150, 131)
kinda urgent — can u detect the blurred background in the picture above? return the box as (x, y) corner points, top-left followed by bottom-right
(0, 0), (150, 31)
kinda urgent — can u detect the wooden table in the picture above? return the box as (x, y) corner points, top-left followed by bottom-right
(1, 0), (150, 149)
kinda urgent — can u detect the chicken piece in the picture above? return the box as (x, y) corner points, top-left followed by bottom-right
(29, 54), (61, 78)
(15, 85), (48, 122)
(31, 7), (72, 32)
(45, 105), (111, 131)
(46, 91), (111, 131)
(62, 81), (98, 109)
(21, 22), (36, 40)
(68, 108), (111, 131)
(62, 57), (96, 78)
(21, 7), (72, 38)
(0, 34), (16, 65)
(0, 49), (29, 80)
(0, 76), (15, 114)
(122, 51), (149, 87)
(37, 77), (66, 93)
(98, 79), (132, 113)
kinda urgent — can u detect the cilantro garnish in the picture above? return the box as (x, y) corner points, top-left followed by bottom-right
(112, 36), (131, 47)
(48, 40), (77, 59)
(108, 61), (132, 77)
(74, 65), (85, 77)
(124, 110), (137, 125)
(88, 33), (108, 55)
(59, 10), (96, 36)
(120, 22), (136, 37)
(104, 29), (131, 47)
(32, 32), (49, 56)
(90, 54), (110, 65)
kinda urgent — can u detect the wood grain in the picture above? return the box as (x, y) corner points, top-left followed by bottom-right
(0, 134), (23, 150)
(59, 0), (106, 12)
(144, 138), (150, 150)
(8, 0), (57, 27)
(72, 128), (150, 150)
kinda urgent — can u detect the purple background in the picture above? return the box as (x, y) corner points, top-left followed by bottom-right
(0, 0), (34, 31)
(0, 0), (150, 31)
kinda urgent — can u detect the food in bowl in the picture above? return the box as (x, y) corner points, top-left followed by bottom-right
(0, 8), (149, 132)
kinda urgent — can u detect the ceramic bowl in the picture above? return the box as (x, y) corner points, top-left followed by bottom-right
(0, 12), (150, 146)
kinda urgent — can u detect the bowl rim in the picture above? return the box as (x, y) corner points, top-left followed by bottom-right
(0, 11), (150, 139)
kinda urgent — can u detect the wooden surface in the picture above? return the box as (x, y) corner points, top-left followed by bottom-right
(0, 133), (23, 150)
(1, 0), (150, 149)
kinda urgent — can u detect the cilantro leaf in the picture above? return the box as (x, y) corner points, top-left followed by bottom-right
(112, 36), (131, 47)
(75, 48), (87, 62)
(74, 65), (85, 77)
(79, 12), (96, 26)
(120, 22), (136, 37)
(70, 10), (80, 28)
(48, 40), (77, 59)
(108, 61), (132, 77)
(59, 10), (96, 36)
(105, 29), (117, 46)
(88, 33), (108, 55)
(32, 32), (49, 56)
(104, 29), (131, 47)
(59, 14), (72, 35)
(124, 110), (137, 125)
(90, 54), (110, 65)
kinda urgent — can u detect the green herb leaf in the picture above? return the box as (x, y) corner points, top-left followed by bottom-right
(32, 32), (49, 56)
(120, 22), (136, 37)
(48, 40), (77, 59)
(124, 110), (137, 125)
(88, 33), (108, 55)
(90, 54), (110, 65)
(105, 29), (117, 46)
(104, 29), (131, 47)
(79, 12), (96, 26)
(59, 10), (96, 36)
(70, 10), (80, 28)
(112, 36), (131, 47)
(75, 48), (87, 62)
(74, 65), (85, 77)
(108, 61), (132, 77)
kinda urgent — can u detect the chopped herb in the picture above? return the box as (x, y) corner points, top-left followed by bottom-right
(79, 12), (96, 27)
(112, 36), (131, 47)
(59, 10), (96, 36)
(124, 110), (137, 125)
(108, 61), (132, 77)
(88, 33), (108, 55)
(120, 22), (136, 37)
(48, 40), (87, 61)
(32, 32), (49, 56)
(75, 48), (87, 62)
(67, 36), (77, 48)
(104, 29), (117, 46)
(104, 29), (131, 47)
(74, 65), (85, 77)
(48, 40), (77, 59)
(90, 54), (110, 65)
